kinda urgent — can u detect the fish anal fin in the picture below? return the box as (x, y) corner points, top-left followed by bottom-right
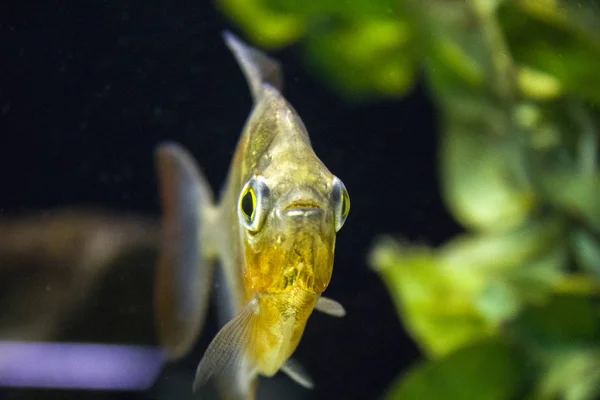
(315, 296), (346, 318)
(281, 358), (314, 389)
(222, 30), (283, 102)
(154, 142), (217, 360)
(193, 299), (259, 396)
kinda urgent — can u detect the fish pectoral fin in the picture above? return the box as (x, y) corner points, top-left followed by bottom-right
(222, 30), (283, 102)
(281, 358), (314, 389)
(315, 296), (346, 318)
(193, 299), (259, 395)
(154, 142), (218, 361)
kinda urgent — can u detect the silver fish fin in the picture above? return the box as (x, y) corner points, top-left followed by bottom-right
(154, 142), (218, 360)
(315, 296), (346, 318)
(193, 299), (259, 395)
(222, 30), (283, 102)
(281, 358), (314, 389)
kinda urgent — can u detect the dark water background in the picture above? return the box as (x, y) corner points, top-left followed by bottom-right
(1, 1), (460, 399)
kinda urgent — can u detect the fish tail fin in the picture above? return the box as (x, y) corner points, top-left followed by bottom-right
(154, 142), (218, 360)
(222, 30), (283, 102)
(193, 299), (259, 398)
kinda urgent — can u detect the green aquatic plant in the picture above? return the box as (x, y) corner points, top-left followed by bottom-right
(218, 0), (600, 398)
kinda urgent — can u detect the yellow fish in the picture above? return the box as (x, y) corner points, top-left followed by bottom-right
(154, 31), (350, 399)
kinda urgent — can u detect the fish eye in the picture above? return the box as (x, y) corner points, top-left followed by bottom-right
(240, 187), (256, 220)
(238, 175), (270, 233)
(332, 177), (350, 232)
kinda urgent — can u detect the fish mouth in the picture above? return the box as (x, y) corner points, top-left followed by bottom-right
(283, 201), (321, 211)
(282, 201), (322, 217)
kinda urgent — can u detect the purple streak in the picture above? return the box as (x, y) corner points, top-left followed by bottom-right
(0, 341), (165, 390)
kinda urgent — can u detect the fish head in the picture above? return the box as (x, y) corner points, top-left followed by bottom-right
(237, 148), (350, 296)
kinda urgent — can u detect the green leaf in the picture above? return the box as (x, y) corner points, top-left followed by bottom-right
(517, 66), (562, 100)
(537, 348), (600, 400)
(439, 217), (564, 276)
(509, 294), (600, 400)
(384, 338), (527, 400)
(438, 217), (566, 324)
(303, 18), (418, 100)
(370, 238), (493, 357)
(217, 0), (306, 49)
(470, 241), (568, 326)
(265, 0), (401, 20)
(538, 169), (600, 232)
(503, 242), (567, 304)
(570, 228), (600, 279)
(509, 294), (600, 351)
(475, 280), (521, 326)
(412, 1), (505, 101)
(440, 116), (536, 231)
(516, 0), (600, 44)
(370, 218), (567, 356)
(498, 3), (600, 106)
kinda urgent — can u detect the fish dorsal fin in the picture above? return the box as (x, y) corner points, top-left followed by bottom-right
(315, 296), (346, 318)
(193, 299), (259, 395)
(222, 30), (283, 102)
(281, 358), (315, 389)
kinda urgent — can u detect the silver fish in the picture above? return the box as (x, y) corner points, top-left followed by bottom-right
(154, 31), (350, 399)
